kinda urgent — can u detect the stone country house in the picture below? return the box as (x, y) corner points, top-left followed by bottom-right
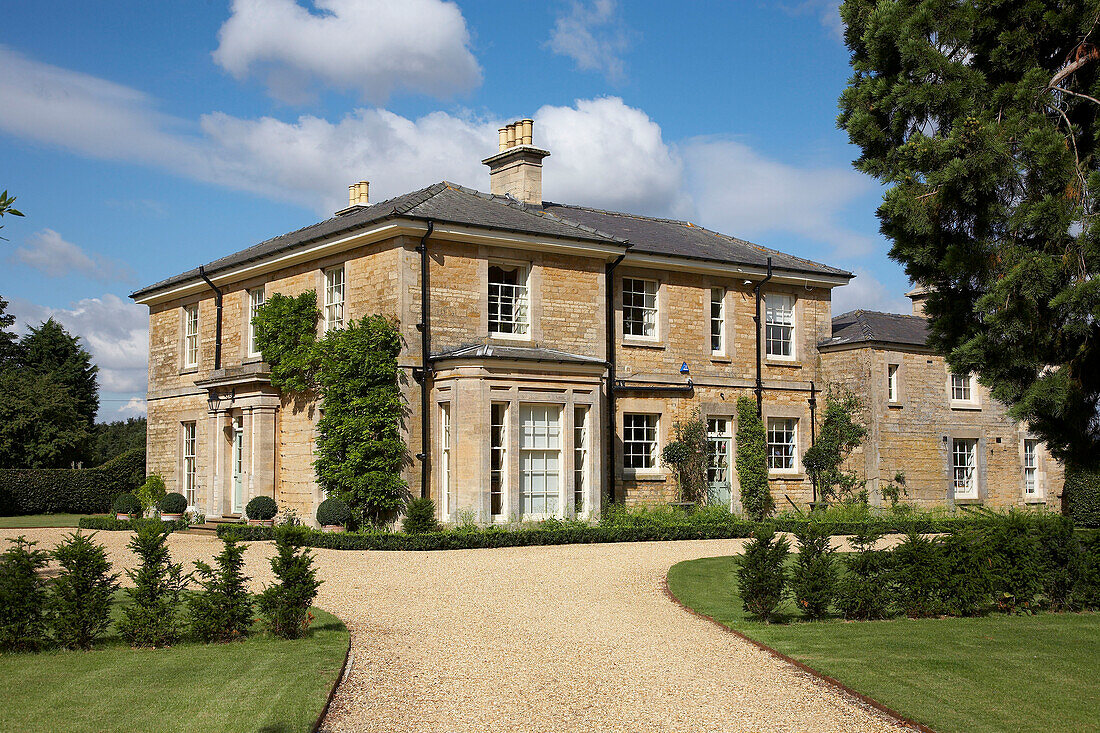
(131, 119), (1063, 525)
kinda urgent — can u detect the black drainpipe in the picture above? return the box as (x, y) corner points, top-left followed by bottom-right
(605, 253), (627, 504)
(809, 380), (818, 503)
(753, 256), (773, 416)
(198, 265), (223, 370)
(415, 220), (435, 499)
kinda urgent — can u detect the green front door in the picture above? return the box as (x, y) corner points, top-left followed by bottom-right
(707, 417), (733, 507)
(232, 422), (243, 514)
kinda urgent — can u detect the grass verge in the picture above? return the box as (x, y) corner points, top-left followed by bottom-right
(0, 514), (96, 529)
(0, 597), (348, 733)
(667, 555), (1100, 733)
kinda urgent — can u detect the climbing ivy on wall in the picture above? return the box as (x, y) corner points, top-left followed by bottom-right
(253, 292), (408, 527)
(735, 396), (773, 521)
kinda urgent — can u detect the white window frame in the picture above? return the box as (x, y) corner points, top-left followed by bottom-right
(623, 413), (659, 471)
(950, 373), (977, 404)
(324, 265), (345, 332)
(183, 304), (199, 368)
(710, 287), (726, 355)
(767, 417), (798, 473)
(623, 277), (658, 340)
(520, 404), (562, 518)
(573, 406), (589, 516)
(247, 287), (265, 357)
(440, 403), (452, 519)
(765, 293), (795, 360)
(488, 263), (530, 338)
(182, 422), (197, 507)
(490, 403), (507, 518)
(888, 364), (899, 403)
(1023, 439), (1042, 499)
(952, 438), (979, 500)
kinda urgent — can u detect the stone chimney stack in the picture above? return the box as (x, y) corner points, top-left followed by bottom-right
(348, 181), (369, 207)
(906, 286), (930, 317)
(482, 118), (549, 205)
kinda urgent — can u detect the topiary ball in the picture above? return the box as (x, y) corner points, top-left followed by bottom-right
(402, 497), (439, 534)
(159, 492), (188, 514)
(246, 495), (278, 521)
(112, 492), (142, 516)
(316, 496), (350, 527)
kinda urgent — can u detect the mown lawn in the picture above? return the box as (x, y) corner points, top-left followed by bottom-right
(0, 599), (348, 733)
(668, 555), (1100, 733)
(0, 514), (97, 529)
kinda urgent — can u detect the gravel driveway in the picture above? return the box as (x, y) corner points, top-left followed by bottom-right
(4, 528), (908, 733)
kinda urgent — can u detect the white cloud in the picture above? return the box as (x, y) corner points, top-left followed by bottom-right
(786, 1), (845, 42)
(0, 48), (874, 259)
(547, 0), (633, 81)
(212, 0), (481, 103)
(9, 294), (148, 396)
(116, 397), (147, 418)
(831, 269), (911, 315)
(681, 136), (875, 256)
(12, 229), (134, 282)
(538, 97), (689, 216)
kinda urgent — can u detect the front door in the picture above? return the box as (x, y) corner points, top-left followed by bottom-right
(232, 421), (244, 514)
(707, 417), (733, 507)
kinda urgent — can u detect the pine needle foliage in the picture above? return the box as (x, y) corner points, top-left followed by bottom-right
(737, 525), (789, 623)
(0, 536), (49, 652)
(791, 522), (838, 620)
(402, 497), (439, 534)
(188, 538), (252, 643)
(735, 396), (773, 520)
(839, 0), (1100, 465)
(48, 531), (118, 650)
(257, 526), (321, 639)
(118, 522), (187, 647)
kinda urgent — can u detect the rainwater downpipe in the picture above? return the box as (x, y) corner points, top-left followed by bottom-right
(198, 265), (223, 370)
(753, 257), (773, 417)
(605, 252), (627, 504)
(415, 220), (435, 499)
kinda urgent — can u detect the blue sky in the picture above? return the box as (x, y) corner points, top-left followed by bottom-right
(0, 0), (911, 419)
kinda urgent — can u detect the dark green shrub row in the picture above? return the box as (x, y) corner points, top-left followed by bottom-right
(749, 513), (1100, 623)
(0, 448), (145, 516)
(216, 514), (1004, 551)
(1064, 464), (1100, 528)
(78, 516), (189, 533)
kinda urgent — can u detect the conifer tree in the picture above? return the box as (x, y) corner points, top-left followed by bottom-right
(839, 0), (1100, 465)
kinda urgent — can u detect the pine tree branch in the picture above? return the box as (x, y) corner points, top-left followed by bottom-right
(1049, 45), (1100, 90)
(1053, 85), (1100, 107)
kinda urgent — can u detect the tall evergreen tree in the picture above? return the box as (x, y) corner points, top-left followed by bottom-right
(0, 296), (17, 368)
(20, 318), (99, 427)
(839, 0), (1100, 465)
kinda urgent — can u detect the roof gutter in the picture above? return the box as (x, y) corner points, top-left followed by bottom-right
(198, 265), (223, 370)
(753, 256), (773, 417)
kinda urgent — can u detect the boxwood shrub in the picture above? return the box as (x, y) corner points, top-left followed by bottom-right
(0, 448), (146, 516)
(159, 492), (188, 515)
(246, 495), (278, 521)
(111, 493), (142, 516)
(316, 497), (350, 527)
(77, 516), (189, 533)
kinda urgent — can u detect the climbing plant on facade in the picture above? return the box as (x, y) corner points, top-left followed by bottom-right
(253, 292), (408, 527)
(803, 387), (868, 504)
(735, 396), (773, 520)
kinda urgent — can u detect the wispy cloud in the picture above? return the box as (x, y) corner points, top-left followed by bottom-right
(831, 269), (911, 315)
(784, 1), (845, 42)
(213, 0), (481, 103)
(115, 397), (147, 417)
(547, 0), (634, 81)
(12, 229), (134, 283)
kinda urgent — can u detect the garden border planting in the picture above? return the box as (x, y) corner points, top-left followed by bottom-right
(78, 516), (190, 533)
(0, 448), (145, 516)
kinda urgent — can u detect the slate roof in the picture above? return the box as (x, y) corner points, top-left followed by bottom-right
(820, 310), (931, 349)
(132, 181), (850, 299)
(430, 343), (606, 365)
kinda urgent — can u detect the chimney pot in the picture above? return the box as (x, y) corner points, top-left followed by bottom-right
(348, 180), (369, 207)
(498, 127), (508, 152)
(481, 116), (549, 205)
(506, 124), (517, 148)
(521, 119), (533, 146)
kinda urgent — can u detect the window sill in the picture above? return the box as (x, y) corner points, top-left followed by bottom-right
(953, 498), (982, 505)
(179, 367), (199, 376)
(768, 473), (806, 481)
(622, 339), (665, 350)
(1024, 497), (1047, 505)
(887, 402), (904, 409)
(765, 359), (801, 368)
(709, 354), (732, 363)
(488, 332), (532, 342)
(950, 402), (982, 411)
(623, 470), (666, 482)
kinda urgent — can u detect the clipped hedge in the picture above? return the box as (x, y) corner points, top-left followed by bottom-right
(216, 515), (1001, 551)
(1064, 464), (1100, 528)
(0, 448), (146, 516)
(77, 516), (189, 533)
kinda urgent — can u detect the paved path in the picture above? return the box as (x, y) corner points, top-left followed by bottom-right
(4, 528), (907, 733)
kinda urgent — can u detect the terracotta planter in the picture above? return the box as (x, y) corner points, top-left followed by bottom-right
(161, 513), (183, 522)
(322, 525), (345, 533)
(249, 519), (275, 527)
(116, 513), (132, 521)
